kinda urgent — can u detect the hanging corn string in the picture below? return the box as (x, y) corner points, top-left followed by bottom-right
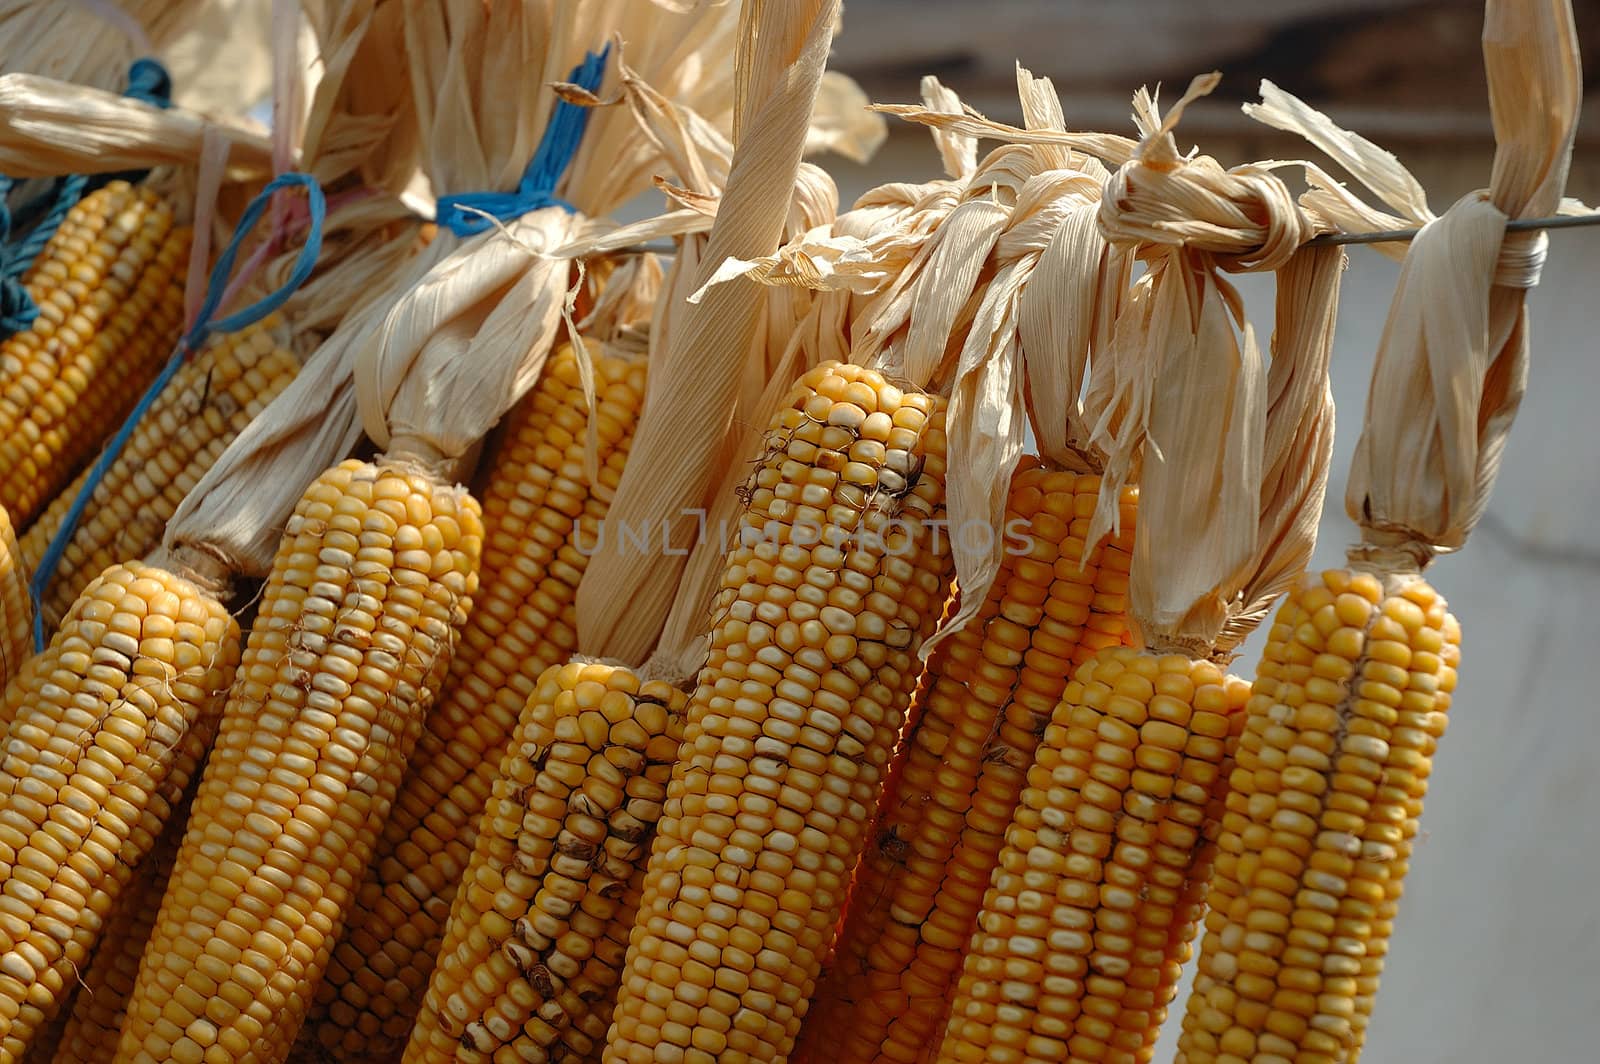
(26, 170), (326, 650)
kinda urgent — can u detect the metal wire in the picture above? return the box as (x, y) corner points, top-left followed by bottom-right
(1305, 211), (1600, 247)
(612, 212), (1600, 256)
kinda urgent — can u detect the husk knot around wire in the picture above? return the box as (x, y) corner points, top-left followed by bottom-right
(1095, 74), (1319, 275)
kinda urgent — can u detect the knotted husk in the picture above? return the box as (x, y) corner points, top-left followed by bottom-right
(572, 0), (846, 668)
(168, 0), (743, 579)
(0, 73), (272, 178)
(1086, 76), (1343, 659)
(1338, 0), (1582, 574)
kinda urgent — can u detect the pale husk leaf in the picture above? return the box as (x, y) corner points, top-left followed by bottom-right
(1244, 81), (1432, 260)
(1219, 244), (1342, 652)
(1088, 79), (1342, 653)
(1343, 0), (1580, 562)
(805, 70), (886, 164)
(173, 0), (736, 573)
(162, 0), (276, 115)
(574, 0), (842, 665)
(297, 0), (419, 195)
(1114, 257), (1266, 652)
(0, 0), (204, 91)
(0, 73), (271, 176)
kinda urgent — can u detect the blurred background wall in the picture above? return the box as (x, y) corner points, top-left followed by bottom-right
(815, 2), (1600, 1061)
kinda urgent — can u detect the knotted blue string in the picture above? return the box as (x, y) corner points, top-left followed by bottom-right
(434, 44), (611, 237)
(0, 59), (174, 338)
(28, 173), (326, 649)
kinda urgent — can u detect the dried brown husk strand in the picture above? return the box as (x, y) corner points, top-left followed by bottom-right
(1343, 0), (1581, 571)
(0, 73), (272, 177)
(573, 0), (844, 667)
(1087, 78), (1340, 657)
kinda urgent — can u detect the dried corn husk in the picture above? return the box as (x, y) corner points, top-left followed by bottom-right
(169, 0), (743, 578)
(1340, 0), (1580, 566)
(0, 73), (271, 177)
(0, 0), (202, 91)
(573, 0), (845, 667)
(688, 68), (1135, 646)
(1083, 76), (1342, 655)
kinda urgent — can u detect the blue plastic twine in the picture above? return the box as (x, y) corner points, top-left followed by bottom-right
(0, 59), (174, 338)
(28, 172), (326, 650)
(434, 44), (611, 238)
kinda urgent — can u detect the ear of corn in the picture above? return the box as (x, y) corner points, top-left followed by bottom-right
(49, 783), (192, 1064)
(936, 647), (1250, 1064)
(404, 660), (686, 1064)
(115, 457), (483, 1064)
(0, 556), (239, 1062)
(798, 468), (1136, 1064)
(0, 505), (28, 688)
(19, 316), (300, 634)
(603, 362), (955, 1064)
(306, 347), (646, 1062)
(0, 181), (190, 525)
(1176, 570), (1457, 1064)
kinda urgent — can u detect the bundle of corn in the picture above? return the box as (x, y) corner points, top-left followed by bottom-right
(288, 2), (827, 1055)
(783, 101), (1149, 1061)
(579, 9), (989, 1063)
(17, 314), (299, 629)
(373, 12), (883, 1059)
(1178, 3), (1581, 1061)
(111, 7), (755, 1061)
(0, 167), (329, 1063)
(919, 75), (1347, 1064)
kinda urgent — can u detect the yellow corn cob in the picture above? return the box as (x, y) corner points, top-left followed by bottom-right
(50, 785), (192, 1064)
(0, 555), (240, 1062)
(0, 505), (28, 687)
(603, 361), (955, 1064)
(20, 316), (300, 632)
(307, 347), (646, 1061)
(935, 647), (1250, 1064)
(797, 467), (1136, 1064)
(1175, 570), (1458, 1064)
(0, 181), (190, 525)
(115, 456), (483, 1064)
(404, 660), (687, 1064)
